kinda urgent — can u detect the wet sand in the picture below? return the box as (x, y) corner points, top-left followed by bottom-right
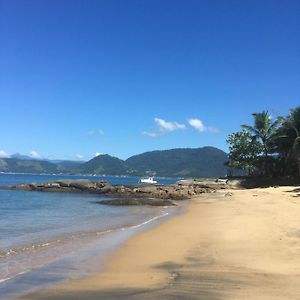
(18, 187), (300, 300)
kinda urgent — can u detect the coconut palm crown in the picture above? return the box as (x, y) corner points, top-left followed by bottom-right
(278, 107), (300, 176)
(242, 111), (278, 158)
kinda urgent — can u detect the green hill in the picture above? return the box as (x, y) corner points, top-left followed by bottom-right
(0, 158), (60, 174)
(54, 160), (84, 172)
(74, 154), (133, 175)
(0, 158), (83, 174)
(126, 147), (228, 178)
(0, 147), (230, 178)
(76, 147), (229, 177)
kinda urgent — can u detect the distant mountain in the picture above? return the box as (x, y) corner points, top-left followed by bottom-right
(0, 158), (60, 174)
(76, 147), (229, 178)
(11, 153), (37, 160)
(50, 160), (84, 171)
(126, 147), (229, 178)
(74, 154), (133, 175)
(0, 147), (230, 178)
(0, 158), (84, 174)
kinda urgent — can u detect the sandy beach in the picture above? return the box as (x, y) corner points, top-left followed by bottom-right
(18, 186), (300, 300)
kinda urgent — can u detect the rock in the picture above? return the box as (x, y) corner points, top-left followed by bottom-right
(188, 190), (196, 196)
(53, 180), (97, 190)
(97, 186), (113, 194)
(168, 193), (188, 200)
(0, 179), (217, 205)
(225, 192), (233, 197)
(28, 183), (37, 190)
(44, 182), (60, 188)
(96, 181), (108, 188)
(96, 197), (177, 206)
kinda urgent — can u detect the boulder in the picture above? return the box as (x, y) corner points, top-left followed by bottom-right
(96, 181), (108, 188)
(54, 180), (96, 190)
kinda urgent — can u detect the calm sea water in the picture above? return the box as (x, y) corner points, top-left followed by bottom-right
(0, 174), (179, 299)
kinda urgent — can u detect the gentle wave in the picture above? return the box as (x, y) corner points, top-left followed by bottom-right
(128, 212), (169, 229)
(0, 230), (114, 259)
(0, 270), (29, 283)
(0, 210), (168, 260)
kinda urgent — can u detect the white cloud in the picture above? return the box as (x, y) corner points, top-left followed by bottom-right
(142, 118), (185, 137)
(0, 150), (10, 158)
(142, 131), (162, 137)
(94, 152), (105, 157)
(75, 154), (84, 159)
(188, 118), (219, 133)
(143, 117), (218, 137)
(188, 119), (206, 132)
(29, 151), (42, 159)
(87, 129), (105, 136)
(154, 118), (186, 131)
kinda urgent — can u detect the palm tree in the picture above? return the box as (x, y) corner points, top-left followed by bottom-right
(277, 107), (300, 177)
(242, 111), (278, 174)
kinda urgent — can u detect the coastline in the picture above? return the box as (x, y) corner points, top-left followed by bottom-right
(0, 173), (193, 300)
(17, 186), (300, 299)
(0, 198), (183, 300)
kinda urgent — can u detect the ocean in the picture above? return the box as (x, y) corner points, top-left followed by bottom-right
(0, 174), (179, 299)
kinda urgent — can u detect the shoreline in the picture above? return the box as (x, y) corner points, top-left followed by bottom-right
(16, 186), (300, 300)
(0, 199), (185, 300)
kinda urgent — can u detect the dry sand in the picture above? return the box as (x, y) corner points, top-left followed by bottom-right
(18, 186), (300, 300)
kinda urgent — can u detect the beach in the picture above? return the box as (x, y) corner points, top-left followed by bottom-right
(17, 186), (300, 300)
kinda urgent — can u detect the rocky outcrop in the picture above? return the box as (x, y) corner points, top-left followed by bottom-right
(96, 197), (177, 206)
(0, 179), (217, 206)
(177, 178), (229, 189)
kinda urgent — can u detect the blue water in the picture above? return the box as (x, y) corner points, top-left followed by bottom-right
(0, 173), (177, 186)
(0, 173), (179, 299)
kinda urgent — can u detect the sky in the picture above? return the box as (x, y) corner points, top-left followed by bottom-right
(0, 0), (299, 161)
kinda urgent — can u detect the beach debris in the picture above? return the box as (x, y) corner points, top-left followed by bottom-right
(225, 192), (233, 197)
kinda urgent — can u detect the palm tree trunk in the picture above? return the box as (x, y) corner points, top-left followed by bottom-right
(263, 140), (269, 175)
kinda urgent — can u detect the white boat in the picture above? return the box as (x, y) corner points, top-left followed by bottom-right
(140, 176), (157, 184)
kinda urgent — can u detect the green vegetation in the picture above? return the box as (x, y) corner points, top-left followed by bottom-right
(74, 154), (132, 176)
(0, 147), (231, 178)
(227, 107), (300, 178)
(226, 130), (262, 175)
(126, 147), (229, 178)
(0, 158), (82, 174)
(0, 158), (60, 174)
(75, 147), (229, 177)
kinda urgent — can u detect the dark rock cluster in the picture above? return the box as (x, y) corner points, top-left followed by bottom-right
(0, 179), (218, 206)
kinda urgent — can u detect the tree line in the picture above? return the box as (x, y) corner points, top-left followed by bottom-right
(227, 107), (300, 178)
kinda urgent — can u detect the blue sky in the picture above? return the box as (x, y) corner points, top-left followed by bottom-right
(0, 0), (299, 160)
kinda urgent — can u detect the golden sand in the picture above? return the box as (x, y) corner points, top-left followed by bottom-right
(19, 186), (300, 299)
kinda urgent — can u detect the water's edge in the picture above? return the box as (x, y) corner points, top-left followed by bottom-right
(0, 201), (187, 300)
(0, 173), (181, 299)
